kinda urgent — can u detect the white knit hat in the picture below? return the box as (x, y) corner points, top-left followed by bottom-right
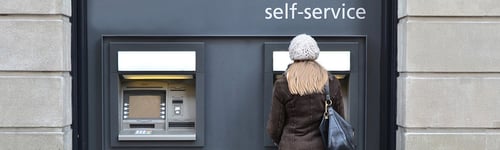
(288, 34), (320, 60)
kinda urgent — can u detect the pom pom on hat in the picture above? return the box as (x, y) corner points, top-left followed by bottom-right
(289, 34), (320, 60)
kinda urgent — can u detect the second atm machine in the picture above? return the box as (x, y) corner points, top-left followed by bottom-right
(263, 41), (366, 147)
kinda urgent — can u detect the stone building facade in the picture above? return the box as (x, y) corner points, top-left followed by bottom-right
(0, 0), (499, 149)
(397, 0), (500, 149)
(0, 0), (72, 149)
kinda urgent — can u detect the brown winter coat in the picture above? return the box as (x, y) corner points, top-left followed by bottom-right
(266, 75), (344, 150)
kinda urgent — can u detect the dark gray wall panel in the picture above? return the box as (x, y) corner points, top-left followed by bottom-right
(87, 0), (380, 35)
(83, 0), (387, 149)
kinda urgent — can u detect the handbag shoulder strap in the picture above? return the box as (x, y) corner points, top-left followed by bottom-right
(324, 80), (330, 101)
(323, 80), (333, 119)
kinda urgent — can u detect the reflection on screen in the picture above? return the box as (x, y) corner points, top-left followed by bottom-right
(129, 95), (161, 119)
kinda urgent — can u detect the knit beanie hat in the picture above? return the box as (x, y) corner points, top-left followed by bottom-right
(289, 34), (320, 61)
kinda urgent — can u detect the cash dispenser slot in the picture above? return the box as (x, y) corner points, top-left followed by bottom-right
(169, 122), (195, 128)
(130, 124), (155, 128)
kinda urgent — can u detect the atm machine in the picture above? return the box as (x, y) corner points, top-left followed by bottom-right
(263, 41), (365, 147)
(118, 79), (196, 141)
(106, 42), (205, 144)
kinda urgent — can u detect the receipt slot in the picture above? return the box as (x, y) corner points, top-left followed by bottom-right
(106, 42), (205, 144)
(263, 41), (366, 147)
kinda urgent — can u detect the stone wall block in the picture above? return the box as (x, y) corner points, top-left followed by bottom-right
(397, 128), (500, 150)
(399, 0), (500, 18)
(0, 128), (71, 150)
(0, 0), (71, 16)
(398, 73), (500, 128)
(0, 72), (72, 127)
(0, 16), (71, 71)
(398, 17), (500, 72)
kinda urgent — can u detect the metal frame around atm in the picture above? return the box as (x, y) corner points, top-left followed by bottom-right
(102, 40), (205, 147)
(263, 39), (366, 149)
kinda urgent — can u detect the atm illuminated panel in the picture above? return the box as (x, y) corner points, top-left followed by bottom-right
(272, 51), (350, 82)
(118, 51), (196, 71)
(272, 51), (350, 72)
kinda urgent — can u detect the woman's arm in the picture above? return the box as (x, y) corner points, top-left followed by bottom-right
(331, 78), (345, 118)
(266, 80), (286, 144)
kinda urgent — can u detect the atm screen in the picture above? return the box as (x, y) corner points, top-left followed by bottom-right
(123, 90), (166, 120)
(129, 95), (161, 119)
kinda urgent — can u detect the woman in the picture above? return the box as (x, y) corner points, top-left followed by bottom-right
(267, 34), (345, 150)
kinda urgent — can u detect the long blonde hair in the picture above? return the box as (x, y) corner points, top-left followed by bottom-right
(286, 60), (328, 96)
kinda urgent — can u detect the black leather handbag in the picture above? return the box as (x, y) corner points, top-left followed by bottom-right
(319, 81), (356, 150)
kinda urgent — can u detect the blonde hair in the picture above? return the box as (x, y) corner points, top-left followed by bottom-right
(286, 61), (328, 96)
